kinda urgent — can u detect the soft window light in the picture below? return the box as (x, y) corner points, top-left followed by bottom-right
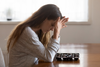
(0, 0), (88, 22)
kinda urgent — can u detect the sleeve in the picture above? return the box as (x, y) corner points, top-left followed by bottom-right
(22, 27), (60, 62)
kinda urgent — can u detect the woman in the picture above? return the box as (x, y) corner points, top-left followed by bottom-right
(7, 4), (69, 67)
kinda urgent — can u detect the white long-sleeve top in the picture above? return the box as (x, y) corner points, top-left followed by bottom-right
(8, 26), (60, 67)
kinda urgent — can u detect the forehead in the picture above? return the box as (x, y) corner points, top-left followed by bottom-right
(44, 18), (57, 25)
(48, 19), (57, 23)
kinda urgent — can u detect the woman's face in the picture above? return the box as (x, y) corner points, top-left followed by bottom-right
(40, 18), (57, 33)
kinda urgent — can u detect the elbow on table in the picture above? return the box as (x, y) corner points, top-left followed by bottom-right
(47, 59), (53, 62)
(47, 57), (54, 62)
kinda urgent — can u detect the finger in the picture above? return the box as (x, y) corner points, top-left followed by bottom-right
(61, 17), (69, 23)
(62, 23), (66, 26)
(62, 18), (69, 23)
(62, 19), (68, 24)
(61, 17), (66, 22)
(62, 16), (65, 19)
(57, 17), (60, 22)
(65, 18), (69, 21)
(63, 16), (65, 18)
(55, 17), (60, 25)
(62, 24), (67, 28)
(62, 25), (67, 28)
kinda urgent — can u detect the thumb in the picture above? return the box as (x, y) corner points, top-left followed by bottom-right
(56, 17), (60, 23)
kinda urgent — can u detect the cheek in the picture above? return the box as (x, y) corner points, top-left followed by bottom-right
(42, 21), (52, 30)
(42, 25), (49, 31)
(45, 24), (51, 29)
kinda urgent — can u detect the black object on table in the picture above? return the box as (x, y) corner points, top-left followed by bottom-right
(55, 53), (79, 61)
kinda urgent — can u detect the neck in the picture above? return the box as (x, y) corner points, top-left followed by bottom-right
(31, 27), (40, 34)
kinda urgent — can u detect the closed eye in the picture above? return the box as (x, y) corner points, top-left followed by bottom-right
(51, 24), (54, 26)
(51, 23), (55, 27)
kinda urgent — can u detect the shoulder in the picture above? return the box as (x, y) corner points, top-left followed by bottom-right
(22, 26), (38, 39)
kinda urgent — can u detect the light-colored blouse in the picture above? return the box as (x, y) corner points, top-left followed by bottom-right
(9, 26), (60, 67)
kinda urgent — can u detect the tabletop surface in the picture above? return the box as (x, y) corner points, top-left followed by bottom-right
(34, 43), (100, 67)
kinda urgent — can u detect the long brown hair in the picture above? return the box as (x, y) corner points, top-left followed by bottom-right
(7, 4), (62, 52)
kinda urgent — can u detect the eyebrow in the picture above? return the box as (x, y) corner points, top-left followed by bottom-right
(52, 22), (56, 26)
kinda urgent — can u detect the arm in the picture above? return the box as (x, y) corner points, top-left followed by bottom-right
(22, 17), (68, 62)
(22, 27), (60, 62)
(52, 17), (69, 40)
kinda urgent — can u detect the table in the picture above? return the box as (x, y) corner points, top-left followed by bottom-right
(34, 43), (100, 67)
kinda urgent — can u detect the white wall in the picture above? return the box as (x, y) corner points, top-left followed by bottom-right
(0, 0), (100, 51)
